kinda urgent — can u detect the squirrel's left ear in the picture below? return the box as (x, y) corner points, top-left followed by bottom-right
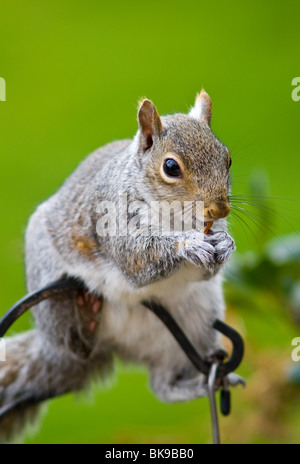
(138, 99), (163, 152)
(189, 90), (212, 126)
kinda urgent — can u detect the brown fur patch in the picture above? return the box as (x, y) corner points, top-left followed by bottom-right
(73, 236), (97, 258)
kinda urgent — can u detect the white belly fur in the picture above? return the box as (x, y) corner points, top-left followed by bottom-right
(65, 258), (225, 368)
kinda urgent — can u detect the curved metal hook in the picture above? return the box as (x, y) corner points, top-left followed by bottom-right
(0, 278), (84, 338)
(212, 319), (244, 378)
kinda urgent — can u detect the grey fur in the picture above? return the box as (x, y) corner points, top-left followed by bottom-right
(0, 95), (238, 442)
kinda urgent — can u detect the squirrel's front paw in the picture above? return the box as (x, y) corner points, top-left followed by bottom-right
(178, 230), (216, 273)
(207, 231), (236, 264)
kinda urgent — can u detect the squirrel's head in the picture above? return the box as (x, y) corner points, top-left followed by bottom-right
(135, 91), (232, 223)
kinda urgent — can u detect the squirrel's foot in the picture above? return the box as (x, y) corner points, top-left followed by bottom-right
(76, 289), (102, 338)
(67, 289), (103, 359)
(227, 372), (246, 388)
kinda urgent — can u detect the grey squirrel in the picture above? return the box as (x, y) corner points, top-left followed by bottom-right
(0, 90), (242, 442)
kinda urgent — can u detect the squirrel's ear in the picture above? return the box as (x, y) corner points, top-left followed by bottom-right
(189, 90), (212, 126)
(138, 99), (163, 151)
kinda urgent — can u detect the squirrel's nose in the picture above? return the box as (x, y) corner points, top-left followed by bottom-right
(204, 202), (231, 220)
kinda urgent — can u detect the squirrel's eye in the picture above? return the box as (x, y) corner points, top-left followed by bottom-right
(163, 159), (182, 177)
(228, 157), (232, 168)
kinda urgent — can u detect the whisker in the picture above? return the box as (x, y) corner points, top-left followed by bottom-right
(230, 205), (299, 253)
(231, 206), (268, 238)
(229, 209), (261, 246)
(230, 196), (300, 238)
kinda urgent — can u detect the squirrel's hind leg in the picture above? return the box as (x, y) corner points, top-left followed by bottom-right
(68, 288), (103, 359)
(0, 327), (112, 443)
(0, 290), (111, 444)
(150, 369), (209, 403)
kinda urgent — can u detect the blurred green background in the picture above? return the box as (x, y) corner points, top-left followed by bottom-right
(0, 0), (300, 444)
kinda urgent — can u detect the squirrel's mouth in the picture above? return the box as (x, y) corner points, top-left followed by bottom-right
(204, 221), (214, 234)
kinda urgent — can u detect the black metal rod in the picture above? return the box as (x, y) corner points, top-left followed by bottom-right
(0, 279), (244, 380)
(142, 299), (244, 379)
(0, 278), (84, 337)
(142, 299), (212, 375)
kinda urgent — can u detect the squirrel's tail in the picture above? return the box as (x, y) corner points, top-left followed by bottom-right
(0, 330), (107, 443)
